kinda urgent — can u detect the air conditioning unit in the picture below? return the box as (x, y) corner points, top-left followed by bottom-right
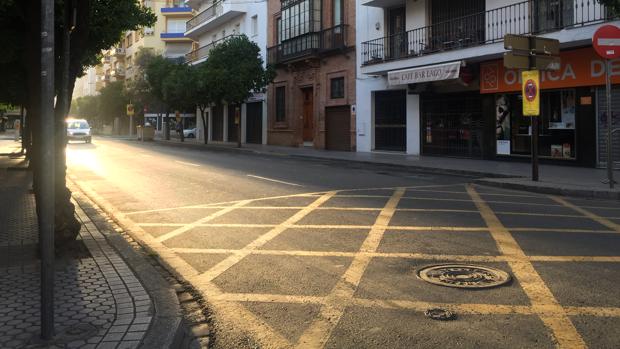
(144, 27), (155, 35)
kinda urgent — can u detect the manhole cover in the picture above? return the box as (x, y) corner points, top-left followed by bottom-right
(417, 264), (511, 289)
(424, 308), (457, 321)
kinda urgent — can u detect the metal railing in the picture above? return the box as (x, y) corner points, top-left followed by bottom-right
(186, 0), (222, 31)
(185, 34), (240, 63)
(362, 0), (613, 65)
(267, 24), (349, 65)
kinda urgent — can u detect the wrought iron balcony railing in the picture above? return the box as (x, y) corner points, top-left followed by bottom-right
(267, 24), (350, 65)
(361, 0), (614, 66)
(186, 0), (222, 32)
(185, 34), (240, 63)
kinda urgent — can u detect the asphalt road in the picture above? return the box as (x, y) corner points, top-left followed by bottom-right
(67, 137), (620, 349)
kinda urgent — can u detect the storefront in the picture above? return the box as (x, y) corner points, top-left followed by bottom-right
(480, 47), (620, 167)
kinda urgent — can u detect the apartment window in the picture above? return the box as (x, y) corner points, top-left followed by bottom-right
(333, 0), (343, 26)
(275, 86), (286, 122)
(235, 23), (241, 35)
(251, 15), (258, 36)
(280, 0), (321, 41)
(330, 77), (344, 99)
(167, 19), (186, 33)
(276, 17), (282, 44)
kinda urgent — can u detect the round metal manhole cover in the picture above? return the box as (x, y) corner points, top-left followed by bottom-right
(417, 264), (511, 289)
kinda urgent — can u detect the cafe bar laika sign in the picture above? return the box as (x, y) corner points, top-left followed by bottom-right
(388, 61), (461, 86)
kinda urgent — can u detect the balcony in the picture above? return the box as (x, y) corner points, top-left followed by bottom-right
(111, 68), (125, 77)
(361, 0), (613, 66)
(160, 32), (192, 41)
(267, 25), (350, 66)
(185, 34), (240, 64)
(185, 0), (245, 39)
(110, 47), (125, 56)
(161, 6), (193, 16)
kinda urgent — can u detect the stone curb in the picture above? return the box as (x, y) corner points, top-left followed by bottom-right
(69, 182), (186, 349)
(474, 178), (620, 201)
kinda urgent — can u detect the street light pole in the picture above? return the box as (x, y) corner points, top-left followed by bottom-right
(40, 0), (56, 340)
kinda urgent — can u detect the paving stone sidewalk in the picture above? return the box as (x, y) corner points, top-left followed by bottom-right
(0, 145), (181, 348)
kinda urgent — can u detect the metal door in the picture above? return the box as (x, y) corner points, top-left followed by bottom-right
(246, 102), (263, 144)
(326, 106), (351, 151)
(375, 90), (406, 151)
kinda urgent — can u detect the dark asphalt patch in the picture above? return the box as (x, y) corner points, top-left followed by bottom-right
(213, 255), (352, 296)
(297, 210), (380, 226)
(325, 307), (554, 349)
(260, 228), (368, 252)
(397, 197), (478, 210)
(163, 227), (271, 250)
(177, 253), (231, 273)
(513, 232), (620, 256)
(404, 191), (472, 201)
(336, 189), (395, 196)
(129, 208), (221, 224)
(496, 214), (608, 230)
(243, 302), (321, 344)
(478, 194), (558, 205)
(389, 211), (485, 227)
(533, 262), (620, 308)
(570, 315), (620, 349)
(209, 208), (300, 225)
(354, 258), (530, 305)
(323, 196), (390, 208)
(378, 230), (500, 256)
(244, 196), (319, 207)
(487, 202), (578, 215)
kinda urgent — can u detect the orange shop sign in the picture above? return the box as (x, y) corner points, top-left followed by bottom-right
(480, 47), (620, 94)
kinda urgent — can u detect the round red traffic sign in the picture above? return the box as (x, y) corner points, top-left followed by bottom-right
(524, 79), (537, 101)
(593, 24), (620, 59)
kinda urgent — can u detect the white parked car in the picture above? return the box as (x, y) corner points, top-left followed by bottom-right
(183, 128), (196, 138)
(66, 119), (92, 143)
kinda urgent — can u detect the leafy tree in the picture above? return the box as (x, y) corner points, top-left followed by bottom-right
(125, 48), (159, 121)
(71, 95), (100, 126)
(189, 63), (216, 144)
(598, 0), (620, 14)
(98, 81), (129, 126)
(0, 0), (155, 243)
(203, 35), (275, 147)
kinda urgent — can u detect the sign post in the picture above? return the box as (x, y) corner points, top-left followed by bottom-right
(593, 24), (620, 189)
(504, 34), (560, 182)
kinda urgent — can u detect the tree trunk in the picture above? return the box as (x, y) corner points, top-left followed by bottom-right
(199, 106), (208, 144)
(164, 110), (170, 140)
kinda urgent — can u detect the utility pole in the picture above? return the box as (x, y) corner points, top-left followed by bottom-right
(40, 0), (56, 340)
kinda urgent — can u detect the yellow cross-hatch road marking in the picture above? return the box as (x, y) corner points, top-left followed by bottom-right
(551, 196), (620, 233)
(295, 188), (406, 349)
(467, 185), (587, 349)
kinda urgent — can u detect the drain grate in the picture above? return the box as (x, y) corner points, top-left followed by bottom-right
(417, 264), (511, 289)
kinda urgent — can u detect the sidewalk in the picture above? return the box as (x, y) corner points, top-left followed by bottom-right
(0, 141), (183, 349)
(149, 136), (620, 200)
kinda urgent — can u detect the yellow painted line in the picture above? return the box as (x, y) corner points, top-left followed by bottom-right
(195, 191), (338, 284)
(552, 196), (620, 233)
(387, 226), (490, 231)
(156, 200), (252, 242)
(295, 188), (405, 349)
(467, 185), (586, 349)
(397, 208), (480, 213)
(213, 293), (327, 304)
(352, 298), (536, 315)
(510, 228), (615, 233)
(565, 306), (620, 317)
(496, 211), (590, 218)
(408, 188), (543, 198)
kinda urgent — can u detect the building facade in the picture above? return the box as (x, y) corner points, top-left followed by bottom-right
(185, 0), (269, 145)
(357, 0), (620, 167)
(266, 0), (357, 150)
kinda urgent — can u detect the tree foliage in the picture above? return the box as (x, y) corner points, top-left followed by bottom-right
(598, 0), (620, 13)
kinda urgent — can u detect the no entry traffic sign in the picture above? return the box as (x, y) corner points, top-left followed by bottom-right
(593, 24), (620, 59)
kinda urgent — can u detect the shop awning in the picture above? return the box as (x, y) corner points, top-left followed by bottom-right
(387, 61), (462, 86)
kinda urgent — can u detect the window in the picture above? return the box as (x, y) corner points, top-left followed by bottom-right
(333, 0), (343, 26)
(251, 15), (258, 36)
(279, 0), (321, 41)
(330, 77), (344, 99)
(167, 19), (186, 33)
(275, 86), (286, 122)
(235, 23), (240, 35)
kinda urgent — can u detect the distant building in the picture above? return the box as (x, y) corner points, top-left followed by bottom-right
(185, 0), (268, 144)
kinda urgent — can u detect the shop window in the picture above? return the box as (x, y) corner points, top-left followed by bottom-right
(495, 89), (576, 159)
(275, 86), (286, 122)
(330, 77), (344, 99)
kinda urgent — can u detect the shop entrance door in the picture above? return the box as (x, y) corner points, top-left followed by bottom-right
(597, 86), (620, 168)
(302, 87), (314, 143)
(245, 102), (263, 144)
(422, 93), (484, 158)
(374, 90), (406, 151)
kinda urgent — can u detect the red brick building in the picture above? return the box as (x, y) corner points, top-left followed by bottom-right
(266, 0), (356, 150)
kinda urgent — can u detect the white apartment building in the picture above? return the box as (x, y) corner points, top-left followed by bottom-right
(73, 67), (98, 98)
(185, 0), (268, 144)
(356, 0), (620, 168)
